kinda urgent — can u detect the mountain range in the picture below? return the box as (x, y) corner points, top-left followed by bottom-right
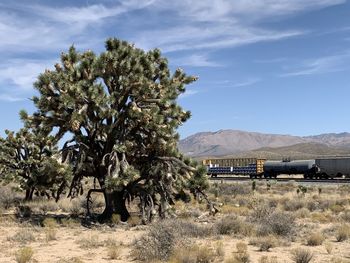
(178, 130), (350, 159)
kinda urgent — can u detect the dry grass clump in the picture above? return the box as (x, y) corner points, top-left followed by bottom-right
(42, 218), (59, 228)
(310, 212), (333, 223)
(259, 256), (278, 263)
(306, 232), (325, 246)
(107, 244), (121, 260)
(24, 199), (59, 215)
(15, 247), (34, 263)
(295, 208), (310, 219)
(8, 229), (36, 244)
(78, 234), (103, 249)
(60, 218), (80, 227)
(291, 248), (313, 263)
(57, 257), (84, 263)
(45, 227), (57, 242)
(214, 215), (253, 236)
(335, 224), (350, 242)
(42, 218), (58, 242)
(324, 242), (333, 254)
(225, 242), (250, 263)
(249, 235), (278, 251)
(169, 245), (217, 263)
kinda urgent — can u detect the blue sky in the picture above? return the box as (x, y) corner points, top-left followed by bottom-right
(0, 0), (350, 139)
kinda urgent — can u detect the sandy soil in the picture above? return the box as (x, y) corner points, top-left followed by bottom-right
(0, 215), (349, 263)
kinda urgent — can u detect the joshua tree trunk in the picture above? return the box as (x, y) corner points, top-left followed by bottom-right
(99, 190), (130, 222)
(25, 187), (35, 201)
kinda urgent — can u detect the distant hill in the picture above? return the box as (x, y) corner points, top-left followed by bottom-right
(178, 130), (350, 158)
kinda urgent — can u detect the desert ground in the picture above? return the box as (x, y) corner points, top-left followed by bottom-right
(1, 181), (350, 263)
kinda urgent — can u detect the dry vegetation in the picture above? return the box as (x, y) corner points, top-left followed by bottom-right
(1, 181), (350, 262)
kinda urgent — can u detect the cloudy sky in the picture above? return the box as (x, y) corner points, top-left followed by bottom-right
(0, 0), (349, 138)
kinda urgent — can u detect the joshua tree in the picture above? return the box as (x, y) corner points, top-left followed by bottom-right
(28, 38), (208, 222)
(0, 126), (71, 201)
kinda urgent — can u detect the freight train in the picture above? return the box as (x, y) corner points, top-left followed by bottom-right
(204, 157), (350, 179)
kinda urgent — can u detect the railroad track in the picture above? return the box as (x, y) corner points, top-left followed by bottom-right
(209, 176), (350, 184)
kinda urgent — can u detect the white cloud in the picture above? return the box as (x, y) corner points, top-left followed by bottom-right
(179, 89), (199, 99)
(0, 0), (345, 96)
(0, 59), (54, 90)
(171, 54), (222, 67)
(0, 94), (25, 102)
(25, 1), (155, 24)
(231, 79), (261, 88)
(281, 52), (350, 76)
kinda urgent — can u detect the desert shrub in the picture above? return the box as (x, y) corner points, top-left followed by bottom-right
(310, 212), (333, 223)
(220, 205), (250, 216)
(69, 199), (84, 217)
(222, 183), (251, 196)
(306, 232), (324, 246)
(250, 235), (277, 251)
(336, 224), (350, 242)
(132, 222), (176, 261)
(291, 248), (313, 263)
(324, 242), (333, 254)
(318, 200), (334, 211)
(306, 201), (318, 212)
(256, 211), (296, 237)
(15, 247), (34, 263)
(170, 219), (212, 238)
(78, 234), (102, 248)
(330, 204), (345, 214)
(0, 186), (21, 209)
(283, 199), (305, 212)
(335, 198), (348, 207)
(214, 215), (253, 236)
(248, 204), (273, 223)
(340, 210), (350, 222)
(8, 229), (36, 244)
(107, 245), (121, 260)
(15, 205), (32, 218)
(295, 208), (310, 219)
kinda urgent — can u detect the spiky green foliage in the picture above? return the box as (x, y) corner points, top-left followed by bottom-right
(0, 127), (72, 201)
(28, 38), (208, 221)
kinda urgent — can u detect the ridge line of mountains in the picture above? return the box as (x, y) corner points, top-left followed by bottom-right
(178, 129), (350, 159)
